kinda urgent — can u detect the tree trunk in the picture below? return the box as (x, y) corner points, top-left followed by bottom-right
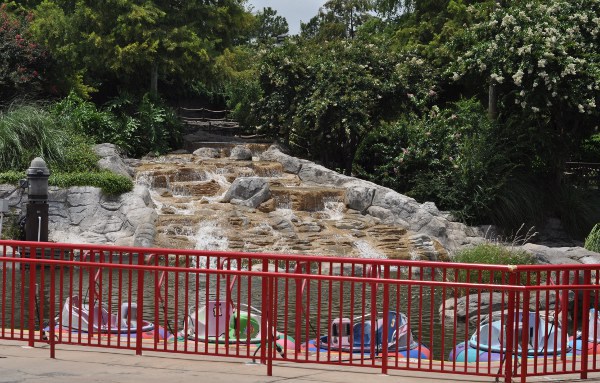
(488, 81), (498, 121)
(150, 63), (158, 94)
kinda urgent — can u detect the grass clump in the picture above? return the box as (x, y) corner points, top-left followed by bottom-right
(585, 224), (600, 253)
(50, 172), (133, 195)
(452, 243), (537, 288)
(0, 171), (24, 184)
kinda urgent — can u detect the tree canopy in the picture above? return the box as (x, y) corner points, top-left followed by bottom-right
(26, 0), (253, 98)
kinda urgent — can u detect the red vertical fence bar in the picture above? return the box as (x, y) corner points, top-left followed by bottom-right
(504, 272), (517, 383)
(381, 265), (390, 375)
(581, 270), (592, 380)
(136, 254), (144, 356)
(28, 248), (36, 347)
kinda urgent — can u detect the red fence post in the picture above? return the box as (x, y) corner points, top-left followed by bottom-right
(581, 270), (592, 380)
(295, 262), (307, 355)
(520, 288), (530, 383)
(504, 272), (518, 383)
(267, 275), (274, 377)
(28, 248), (36, 347)
(381, 265), (390, 375)
(49, 264), (56, 358)
(260, 259), (268, 365)
(136, 254), (145, 356)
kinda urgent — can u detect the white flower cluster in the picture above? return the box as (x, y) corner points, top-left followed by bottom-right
(512, 69), (524, 86)
(453, 0), (599, 118)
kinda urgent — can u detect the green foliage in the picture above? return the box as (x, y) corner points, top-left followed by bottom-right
(449, 0), (600, 178)
(252, 7), (289, 44)
(0, 170), (23, 184)
(0, 4), (48, 100)
(254, 39), (437, 174)
(214, 47), (262, 128)
(579, 134), (600, 163)
(301, 0), (374, 40)
(0, 103), (69, 171)
(53, 91), (119, 144)
(54, 91), (181, 158)
(50, 171), (133, 195)
(27, 0), (254, 98)
(586, 224), (600, 253)
(355, 99), (515, 224)
(452, 243), (537, 287)
(554, 185), (600, 239)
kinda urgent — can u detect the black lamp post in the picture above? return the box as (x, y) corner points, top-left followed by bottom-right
(25, 157), (50, 242)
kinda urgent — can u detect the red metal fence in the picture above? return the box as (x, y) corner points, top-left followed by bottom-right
(1, 239), (599, 383)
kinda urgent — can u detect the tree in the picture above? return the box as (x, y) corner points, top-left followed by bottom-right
(301, 0), (374, 40)
(450, 0), (600, 183)
(0, 4), (48, 101)
(27, 0), (253, 97)
(253, 7), (288, 44)
(254, 39), (437, 174)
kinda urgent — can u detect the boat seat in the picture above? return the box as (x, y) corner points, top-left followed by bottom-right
(198, 300), (234, 338)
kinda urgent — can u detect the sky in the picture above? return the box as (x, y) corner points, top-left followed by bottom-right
(246, 0), (327, 35)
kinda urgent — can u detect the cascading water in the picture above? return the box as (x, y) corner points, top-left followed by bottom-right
(133, 151), (441, 261)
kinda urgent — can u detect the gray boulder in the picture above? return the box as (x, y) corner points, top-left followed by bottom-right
(94, 143), (133, 179)
(193, 147), (221, 158)
(48, 184), (157, 247)
(522, 243), (600, 264)
(298, 162), (353, 187)
(259, 145), (304, 174)
(230, 145), (253, 161)
(344, 183), (377, 213)
(222, 177), (271, 208)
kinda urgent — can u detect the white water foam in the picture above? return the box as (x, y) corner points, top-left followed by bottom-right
(322, 198), (345, 221)
(355, 240), (387, 259)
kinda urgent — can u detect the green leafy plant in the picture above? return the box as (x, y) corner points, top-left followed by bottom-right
(0, 103), (69, 171)
(451, 243), (538, 290)
(49, 171), (133, 195)
(0, 170), (23, 184)
(585, 224), (600, 253)
(354, 98), (515, 225)
(54, 91), (181, 158)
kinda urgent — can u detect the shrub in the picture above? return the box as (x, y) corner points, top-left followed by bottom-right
(554, 185), (600, 239)
(49, 171), (133, 195)
(0, 5), (48, 101)
(354, 98), (516, 224)
(0, 103), (69, 171)
(452, 243), (537, 288)
(585, 224), (600, 253)
(56, 91), (182, 158)
(0, 170), (23, 184)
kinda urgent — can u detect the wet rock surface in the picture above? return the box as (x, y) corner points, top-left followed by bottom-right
(133, 144), (477, 260)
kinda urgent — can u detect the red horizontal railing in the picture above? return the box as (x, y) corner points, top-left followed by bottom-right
(1, 240), (599, 382)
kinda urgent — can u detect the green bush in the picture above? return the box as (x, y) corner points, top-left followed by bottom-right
(555, 185), (600, 239)
(0, 103), (70, 171)
(585, 224), (600, 253)
(0, 170), (24, 184)
(50, 171), (133, 195)
(354, 98), (515, 224)
(55, 91), (182, 158)
(452, 243), (537, 287)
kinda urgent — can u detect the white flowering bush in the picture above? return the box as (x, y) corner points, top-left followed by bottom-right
(451, 0), (599, 130)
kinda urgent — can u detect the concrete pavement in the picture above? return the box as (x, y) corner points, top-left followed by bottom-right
(1, 342), (600, 383)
